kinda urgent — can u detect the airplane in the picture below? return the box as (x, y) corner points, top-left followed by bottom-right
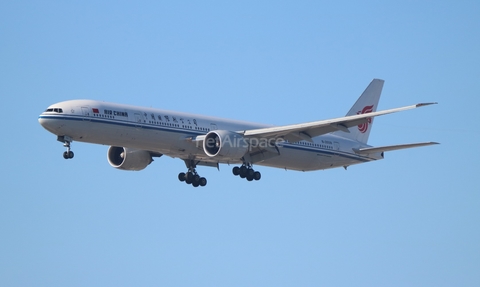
(38, 79), (438, 187)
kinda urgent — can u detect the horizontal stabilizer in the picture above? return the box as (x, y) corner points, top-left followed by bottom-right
(353, 142), (439, 154)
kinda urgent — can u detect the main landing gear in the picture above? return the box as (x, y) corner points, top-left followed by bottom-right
(232, 164), (261, 181)
(178, 160), (207, 187)
(178, 171), (207, 187)
(58, 136), (74, 159)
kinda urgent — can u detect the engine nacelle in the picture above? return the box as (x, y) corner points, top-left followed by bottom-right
(107, 146), (153, 171)
(203, 130), (248, 159)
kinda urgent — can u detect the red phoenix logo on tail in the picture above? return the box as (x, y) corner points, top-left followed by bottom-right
(357, 105), (374, 133)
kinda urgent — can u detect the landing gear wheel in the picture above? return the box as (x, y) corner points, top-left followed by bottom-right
(194, 174), (200, 183)
(232, 166), (240, 176)
(63, 151), (74, 159)
(240, 166), (247, 177)
(253, 171), (261, 181)
(199, 177), (207, 187)
(192, 175), (201, 187)
(178, 172), (186, 182)
(185, 172), (194, 183)
(185, 173), (193, 184)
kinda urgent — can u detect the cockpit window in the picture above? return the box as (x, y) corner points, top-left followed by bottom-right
(45, 108), (63, 113)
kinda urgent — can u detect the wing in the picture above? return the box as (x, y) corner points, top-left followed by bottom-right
(241, 103), (437, 142)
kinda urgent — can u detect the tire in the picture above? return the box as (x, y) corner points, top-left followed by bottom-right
(185, 172), (193, 184)
(194, 175), (200, 183)
(185, 172), (194, 182)
(232, 166), (240, 176)
(239, 166), (247, 178)
(199, 177), (207, 187)
(178, 172), (186, 182)
(253, 171), (261, 181)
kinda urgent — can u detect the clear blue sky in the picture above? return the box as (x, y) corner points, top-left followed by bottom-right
(1, 1), (479, 286)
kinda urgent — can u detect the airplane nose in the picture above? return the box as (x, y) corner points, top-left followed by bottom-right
(39, 104), (68, 135)
(38, 115), (51, 130)
(38, 116), (47, 127)
(38, 114), (61, 134)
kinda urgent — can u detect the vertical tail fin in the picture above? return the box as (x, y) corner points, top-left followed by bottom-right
(332, 79), (384, 144)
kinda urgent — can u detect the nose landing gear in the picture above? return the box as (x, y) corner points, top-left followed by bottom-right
(58, 136), (74, 159)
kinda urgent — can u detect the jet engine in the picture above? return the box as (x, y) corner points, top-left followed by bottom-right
(203, 130), (248, 159)
(107, 146), (153, 171)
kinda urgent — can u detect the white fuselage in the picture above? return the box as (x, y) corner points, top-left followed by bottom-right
(38, 99), (381, 171)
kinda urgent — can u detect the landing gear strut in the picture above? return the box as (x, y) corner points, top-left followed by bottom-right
(58, 136), (74, 159)
(178, 159), (207, 187)
(232, 164), (261, 181)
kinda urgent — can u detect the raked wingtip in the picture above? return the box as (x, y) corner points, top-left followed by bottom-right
(416, 102), (438, 107)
